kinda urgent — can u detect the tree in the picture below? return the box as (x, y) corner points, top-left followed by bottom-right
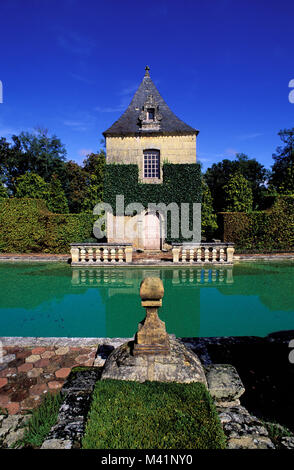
(223, 172), (253, 212)
(0, 137), (24, 194)
(270, 128), (294, 194)
(81, 175), (101, 212)
(47, 174), (69, 213)
(76, 150), (106, 213)
(63, 161), (88, 213)
(83, 150), (106, 203)
(201, 179), (218, 239)
(0, 129), (67, 194)
(205, 154), (268, 211)
(15, 172), (48, 199)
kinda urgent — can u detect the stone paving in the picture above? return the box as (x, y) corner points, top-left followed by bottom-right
(1, 336), (294, 449)
(0, 344), (97, 414)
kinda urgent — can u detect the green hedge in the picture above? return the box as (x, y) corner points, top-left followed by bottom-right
(218, 195), (294, 253)
(0, 198), (94, 253)
(104, 163), (202, 242)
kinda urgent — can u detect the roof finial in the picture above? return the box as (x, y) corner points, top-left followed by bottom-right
(145, 65), (150, 77)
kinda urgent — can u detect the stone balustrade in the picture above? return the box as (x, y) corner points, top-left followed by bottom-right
(172, 243), (235, 264)
(70, 243), (133, 266)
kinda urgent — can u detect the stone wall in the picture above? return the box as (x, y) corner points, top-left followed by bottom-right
(106, 134), (197, 181)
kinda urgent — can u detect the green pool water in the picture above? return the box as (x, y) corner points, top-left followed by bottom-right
(0, 261), (293, 338)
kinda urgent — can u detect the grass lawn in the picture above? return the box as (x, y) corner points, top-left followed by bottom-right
(82, 380), (226, 449)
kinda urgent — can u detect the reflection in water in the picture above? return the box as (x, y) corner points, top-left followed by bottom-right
(0, 262), (293, 338)
(70, 267), (234, 338)
(71, 267), (234, 287)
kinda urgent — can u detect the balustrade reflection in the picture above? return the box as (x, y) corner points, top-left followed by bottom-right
(71, 267), (234, 287)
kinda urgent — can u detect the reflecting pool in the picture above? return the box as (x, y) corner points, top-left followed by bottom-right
(0, 261), (293, 338)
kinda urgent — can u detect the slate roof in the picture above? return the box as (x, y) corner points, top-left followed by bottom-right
(103, 67), (199, 137)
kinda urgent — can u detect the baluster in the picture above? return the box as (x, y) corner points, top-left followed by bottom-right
(111, 248), (116, 263)
(118, 248), (124, 263)
(219, 248), (224, 263)
(219, 268), (224, 282)
(204, 247), (209, 263)
(88, 247), (93, 263)
(189, 248), (194, 264)
(103, 248), (109, 263)
(196, 247), (202, 262)
(80, 248), (86, 263)
(196, 270), (202, 283)
(95, 248), (101, 263)
(212, 247), (216, 263)
(182, 249), (187, 263)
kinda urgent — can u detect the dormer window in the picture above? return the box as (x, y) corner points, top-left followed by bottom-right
(147, 108), (155, 121)
(139, 95), (162, 130)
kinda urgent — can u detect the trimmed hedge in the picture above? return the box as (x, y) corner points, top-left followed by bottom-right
(104, 163), (202, 242)
(0, 198), (94, 253)
(219, 195), (294, 253)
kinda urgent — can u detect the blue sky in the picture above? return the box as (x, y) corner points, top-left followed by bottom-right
(0, 0), (293, 171)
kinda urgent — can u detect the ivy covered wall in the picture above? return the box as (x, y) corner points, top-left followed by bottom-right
(103, 163), (202, 242)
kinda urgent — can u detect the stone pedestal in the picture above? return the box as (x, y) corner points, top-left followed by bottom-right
(125, 246), (133, 263)
(101, 337), (207, 385)
(70, 247), (80, 263)
(133, 277), (170, 356)
(226, 246), (235, 263)
(101, 275), (207, 385)
(133, 306), (170, 355)
(172, 247), (180, 263)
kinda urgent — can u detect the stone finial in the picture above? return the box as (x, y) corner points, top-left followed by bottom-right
(140, 276), (164, 302)
(133, 277), (170, 356)
(144, 65), (150, 77)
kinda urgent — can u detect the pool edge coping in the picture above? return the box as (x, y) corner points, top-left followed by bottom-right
(0, 253), (293, 265)
(0, 336), (132, 348)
